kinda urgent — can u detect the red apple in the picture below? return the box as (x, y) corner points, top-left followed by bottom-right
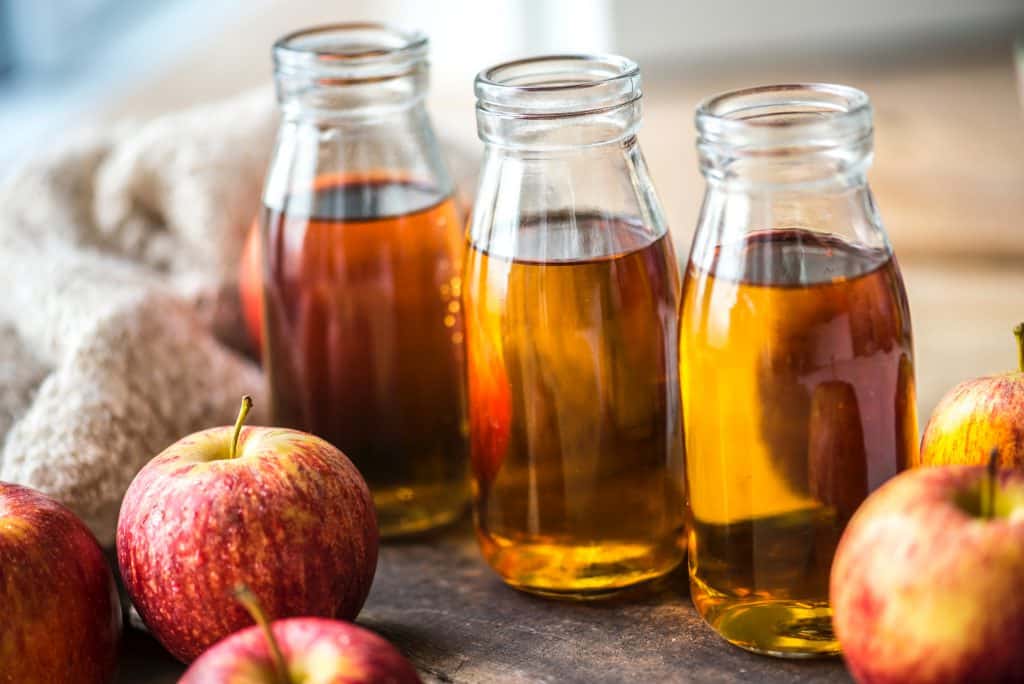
(917, 323), (1024, 470)
(181, 588), (420, 684)
(0, 482), (122, 683)
(117, 396), (378, 663)
(831, 460), (1024, 684)
(239, 218), (263, 354)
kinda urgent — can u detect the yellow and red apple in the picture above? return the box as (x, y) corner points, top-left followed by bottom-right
(831, 463), (1024, 683)
(918, 324), (1024, 470)
(116, 397), (378, 663)
(0, 482), (122, 683)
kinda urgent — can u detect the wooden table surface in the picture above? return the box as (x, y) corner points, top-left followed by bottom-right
(118, 518), (850, 684)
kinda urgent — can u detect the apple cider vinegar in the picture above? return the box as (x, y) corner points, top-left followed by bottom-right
(464, 217), (686, 597)
(683, 84), (919, 656)
(466, 54), (685, 597)
(681, 230), (917, 655)
(262, 177), (468, 537)
(260, 25), (469, 537)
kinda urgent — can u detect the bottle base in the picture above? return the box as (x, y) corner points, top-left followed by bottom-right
(374, 484), (468, 538)
(479, 532), (684, 600)
(692, 577), (839, 657)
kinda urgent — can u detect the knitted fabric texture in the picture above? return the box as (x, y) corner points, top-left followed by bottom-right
(0, 90), (276, 546)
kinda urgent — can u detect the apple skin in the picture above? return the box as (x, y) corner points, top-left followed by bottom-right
(831, 465), (1024, 684)
(0, 482), (122, 683)
(918, 373), (1024, 470)
(117, 425), (378, 663)
(239, 218), (263, 354)
(180, 617), (421, 684)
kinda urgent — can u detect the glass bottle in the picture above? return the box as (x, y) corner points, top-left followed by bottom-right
(261, 24), (468, 537)
(464, 55), (686, 598)
(680, 84), (918, 656)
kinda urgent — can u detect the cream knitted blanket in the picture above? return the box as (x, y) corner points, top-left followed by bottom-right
(0, 90), (277, 546)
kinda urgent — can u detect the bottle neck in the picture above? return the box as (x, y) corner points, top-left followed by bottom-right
(695, 135), (878, 247)
(476, 99), (642, 152)
(276, 71), (428, 123)
(469, 134), (669, 258)
(474, 54), (642, 152)
(696, 83), (874, 191)
(272, 23), (430, 122)
(698, 131), (873, 192)
(264, 97), (452, 212)
(690, 84), (890, 276)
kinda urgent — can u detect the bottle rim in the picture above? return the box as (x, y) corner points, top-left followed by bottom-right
(475, 54), (641, 119)
(696, 83), (872, 153)
(273, 22), (428, 81)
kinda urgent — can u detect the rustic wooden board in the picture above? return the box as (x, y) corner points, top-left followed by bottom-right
(117, 518), (850, 683)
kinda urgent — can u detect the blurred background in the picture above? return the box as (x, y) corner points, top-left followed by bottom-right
(1, 0), (1023, 415)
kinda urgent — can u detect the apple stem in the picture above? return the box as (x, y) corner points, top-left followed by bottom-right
(982, 448), (999, 520)
(230, 396), (254, 460)
(234, 585), (291, 684)
(1015, 323), (1024, 373)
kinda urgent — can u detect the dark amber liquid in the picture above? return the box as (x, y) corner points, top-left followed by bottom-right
(262, 177), (468, 537)
(680, 229), (917, 656)
(463, 216), (686, 598)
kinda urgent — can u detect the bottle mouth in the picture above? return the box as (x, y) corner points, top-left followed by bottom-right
(697, 83), (872, 154)
(273, 22), (428, 82)
(475, 54), (641, 119)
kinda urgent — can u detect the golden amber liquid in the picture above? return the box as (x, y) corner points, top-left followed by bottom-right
(680, 229), (917, 656)
(262, 176), (469, 537)
(464, 217), (686, 598)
